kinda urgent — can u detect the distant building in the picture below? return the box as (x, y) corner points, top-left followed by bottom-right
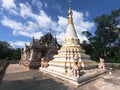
(19, 32), (61, 69)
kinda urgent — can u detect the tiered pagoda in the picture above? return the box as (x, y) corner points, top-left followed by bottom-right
(40, 8), (97, 72)
(39, 7), (107, 86)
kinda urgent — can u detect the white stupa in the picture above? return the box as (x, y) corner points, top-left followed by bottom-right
(46, 7), (96, 72)
(39, 7), (107, 86)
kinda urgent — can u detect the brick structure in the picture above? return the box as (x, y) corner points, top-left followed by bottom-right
(19, 32), (61, 69)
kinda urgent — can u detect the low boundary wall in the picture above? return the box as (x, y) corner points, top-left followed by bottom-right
(0, 61), (9, 81)
(105, 63), (120, 69)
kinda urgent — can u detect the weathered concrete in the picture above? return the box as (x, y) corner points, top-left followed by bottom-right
(5, 64), (28, 74)
(0, 64), (120, 90)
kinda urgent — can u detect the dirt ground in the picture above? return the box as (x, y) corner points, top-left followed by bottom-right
(0, 64), (120, 90)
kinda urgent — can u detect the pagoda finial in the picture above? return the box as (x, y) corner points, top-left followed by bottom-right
(68, 0), (73, 24)
(68, 0), (72, 8)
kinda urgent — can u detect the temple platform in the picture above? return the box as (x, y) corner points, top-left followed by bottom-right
(39, 67), (108, 87)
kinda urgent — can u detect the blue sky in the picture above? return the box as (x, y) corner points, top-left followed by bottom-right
(0, 0), (120, 48)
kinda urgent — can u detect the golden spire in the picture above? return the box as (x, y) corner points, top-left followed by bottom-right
(68, 0), (73, 24)
(68, 8), (73, 24)
(65, 0), (78, 39)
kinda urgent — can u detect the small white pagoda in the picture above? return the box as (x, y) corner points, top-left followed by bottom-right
(42, 7), (96, 71)
(39, 7), (107, 86)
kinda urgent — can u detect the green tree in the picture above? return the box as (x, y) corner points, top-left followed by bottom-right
(82, 9), (120, 62)
(0, 41), (12, 59)
(0, 41), (21, 60)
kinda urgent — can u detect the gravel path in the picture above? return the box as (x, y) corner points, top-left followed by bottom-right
(0, 64), (120, 90)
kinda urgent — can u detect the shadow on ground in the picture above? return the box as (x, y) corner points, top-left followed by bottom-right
(104, 78), (120, 85)
(1, 68), (120, 90)
(0, 78), (68, 90)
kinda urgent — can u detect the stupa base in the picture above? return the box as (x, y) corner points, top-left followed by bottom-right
(39, 67), (108, 87)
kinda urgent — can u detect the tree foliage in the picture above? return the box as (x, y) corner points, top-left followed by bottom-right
(82, 8), (120, 63)
(0, 41), (21, 60)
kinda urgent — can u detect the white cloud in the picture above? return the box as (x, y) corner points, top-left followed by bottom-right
(35, 10), (53, 28)
(2, 0), (16, 9)
(10, 9), (19, 15)
(72, 10), (94, 43)
(44, 2), (48, 9)
(85, 11), (89, 17)
(1, 16), (43, 38)
(58, 16), (67, 30)
(1, 0), (18, 15)
(52, 3), (62, 13)
(1, 2), (95, 47)
(20, 3), (32, 18)
(3, 16), (35, 28)
(32, 32), (43, 39)
(56, 32), (65, 44)
(16, 31), (43, 39)
(32, 0), (42, 9)
(15, 31), (32, 37)
(9, 41), (30, 48)
(20, 3), (53, 30)
(1, 17), (23, 30)
(1, 17), (38, 32)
